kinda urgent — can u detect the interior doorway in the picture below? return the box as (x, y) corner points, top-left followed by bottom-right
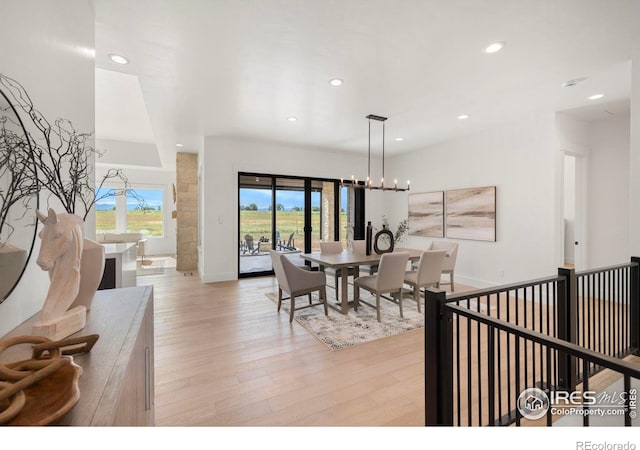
(563, 152), (587, 270)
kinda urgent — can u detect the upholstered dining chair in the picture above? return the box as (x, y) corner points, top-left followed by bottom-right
(427, 241), (459, 292)
(269, 250), (328, 322)
(319, 241), (354, 301)
(354, 251), (409, 322)
(403, 250), (446, 313)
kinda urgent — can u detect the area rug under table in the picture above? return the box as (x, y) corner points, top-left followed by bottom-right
(265, 290), (424, 350)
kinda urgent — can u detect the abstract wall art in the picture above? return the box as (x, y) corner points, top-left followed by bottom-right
(445, 186), (496, 241)
(408, 191), (444, 238)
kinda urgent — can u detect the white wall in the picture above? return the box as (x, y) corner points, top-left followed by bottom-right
(95, 165), (177, 256)
(199, 138), (385, 283)
(556, 112), (630, 269)
(587, 115), (630, 267)
(385, 112), (559, 287)
(0, 0), (94, 336)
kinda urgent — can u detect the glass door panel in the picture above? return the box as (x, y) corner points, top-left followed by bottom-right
(275, 178), (304, 254)
(340, 185), (354, 249)
(239, 175), (273, 275)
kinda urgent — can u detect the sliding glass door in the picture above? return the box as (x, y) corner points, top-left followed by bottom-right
(238, 175), (274, 275)
(238, 172), (363, 277)
(275, 177), (305, 255)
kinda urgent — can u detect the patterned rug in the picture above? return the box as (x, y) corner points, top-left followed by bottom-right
(265, 288), (425, 350)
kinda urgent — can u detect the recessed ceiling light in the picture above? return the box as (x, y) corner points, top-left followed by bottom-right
(484, 41), (505, 54)
(457, 114), (470, 120)
(588, 94), (605, 100)
(176, 144), (184, 147)
(329, 78), (343, 86)
(287, 117), (297, 122)
(108, 53), (129, 64)
(394, 137), (404, 142)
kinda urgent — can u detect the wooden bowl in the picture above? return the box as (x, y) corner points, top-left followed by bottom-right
(6, 356), (82, 426)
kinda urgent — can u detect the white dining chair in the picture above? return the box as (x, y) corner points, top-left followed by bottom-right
(427, 241), (459, 292)
(403, 250), (446, 313)
(354, 251), (409, 322)
(270, 250), (328, 322)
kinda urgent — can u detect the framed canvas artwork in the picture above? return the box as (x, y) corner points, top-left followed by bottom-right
(408, 191), (444, 237)
(445, 186), (496, 241)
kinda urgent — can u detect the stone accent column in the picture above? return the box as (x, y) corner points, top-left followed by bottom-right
(176, 152), (198, 271)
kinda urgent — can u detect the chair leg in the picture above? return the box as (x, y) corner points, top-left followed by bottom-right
(308, 293), (312, 305)
(414, 285), (421, 313)
(321, 287), (328, 316)
(375, 292), (381, 322)
(290, 295), (295, 323)
(398, 288), (404, 318)
(277, 288), (283, 312)
(334, 274), (339, 301)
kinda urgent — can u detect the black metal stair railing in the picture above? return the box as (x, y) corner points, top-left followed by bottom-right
(425, 258), (640, 427)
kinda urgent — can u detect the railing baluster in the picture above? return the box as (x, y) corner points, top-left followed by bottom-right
(456, 305), (461, 426)
(524, 287), (528, 389)
(624, 374), (631, 427)
(546, 346), (552, 427)
(477, 297), (482, 426)
(496, 293), (503, 421)
(467, 300), (472, 426)
(538, 284), (543, 386)
(608, 270), (613, 357)
(506, 289), (512, 418)
(488, 326), (495, 426)
(585, 275), (596, 377)
(531, 286), (537, 388)
(582, 357), (589, 427)
(599, 272), (604, 359)
(553, 280), (558, 387)
(515, 336), (521, 427)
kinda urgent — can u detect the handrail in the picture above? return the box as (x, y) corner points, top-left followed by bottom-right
(445, 275), (564, 303)
(577, 261), (639, 277)
(447, 303), (640, 378)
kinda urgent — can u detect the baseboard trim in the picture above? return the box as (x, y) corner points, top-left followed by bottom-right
(201, 272), (237, 283)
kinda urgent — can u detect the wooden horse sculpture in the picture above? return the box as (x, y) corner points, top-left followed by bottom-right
(32, 208), (87, 340)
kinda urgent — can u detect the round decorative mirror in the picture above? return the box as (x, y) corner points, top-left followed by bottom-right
(0, 87), (38, 303)
(374, 227), (395, 255)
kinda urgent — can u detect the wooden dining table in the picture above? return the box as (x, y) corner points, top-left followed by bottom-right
(299, 247), (424, 314)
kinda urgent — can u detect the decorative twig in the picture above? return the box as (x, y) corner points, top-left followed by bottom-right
(0, 73), (147, 221)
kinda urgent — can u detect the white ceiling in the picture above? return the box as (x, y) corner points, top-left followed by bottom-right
(94, 0), (639, 169)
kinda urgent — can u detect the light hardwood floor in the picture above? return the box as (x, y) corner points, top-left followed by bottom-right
(138, 270), (640, 427)
(138, 270), (434, 426)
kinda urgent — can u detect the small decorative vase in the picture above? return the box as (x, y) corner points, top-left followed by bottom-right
(71, 238), (105, 311)
(374, 225), (395, 255)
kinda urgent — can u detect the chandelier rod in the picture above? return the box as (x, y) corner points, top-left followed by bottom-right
(368, 118), (371, 184)
(382, 120), (385, 185)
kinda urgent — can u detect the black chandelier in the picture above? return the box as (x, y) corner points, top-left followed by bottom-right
(341, 114), (410, 192)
